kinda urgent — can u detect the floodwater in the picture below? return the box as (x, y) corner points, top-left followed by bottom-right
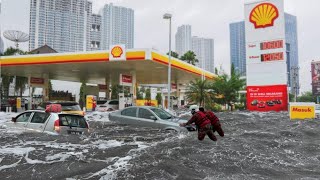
(0, 111), (320, 179)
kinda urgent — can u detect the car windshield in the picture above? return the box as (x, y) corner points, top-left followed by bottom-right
(150, 108), (172, 119)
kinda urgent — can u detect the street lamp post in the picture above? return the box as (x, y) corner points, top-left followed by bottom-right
(163, 13), (172, 110)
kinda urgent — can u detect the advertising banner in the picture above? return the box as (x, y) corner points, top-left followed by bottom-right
(311, 62), (320, 95)
(247, 85), (288, 111)
(109, 44), (126, 61)
(245, 0), (287, 86)
(120, 74), (132, 86)
(289, 103), (315, 120)
(30, 77), (44, 85)
(136, 100), (158, 107)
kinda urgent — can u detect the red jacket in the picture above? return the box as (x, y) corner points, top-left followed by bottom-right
(186, 111), (211, 128)
(205, 111), (219, 124)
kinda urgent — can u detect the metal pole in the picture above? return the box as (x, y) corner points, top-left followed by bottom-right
(167, 18), (172, 110)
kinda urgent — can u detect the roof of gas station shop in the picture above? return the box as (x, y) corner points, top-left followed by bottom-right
(0, 49), (217, 85)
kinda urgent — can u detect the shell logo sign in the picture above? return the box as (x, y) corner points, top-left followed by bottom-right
(111, 46), (123, 58)
(250, 3), (279, 29)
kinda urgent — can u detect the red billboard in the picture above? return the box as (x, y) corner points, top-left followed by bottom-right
(247, 85), (288, 112)
(311, 62), (320, 95)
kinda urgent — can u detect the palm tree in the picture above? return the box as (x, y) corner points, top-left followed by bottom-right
(186, 79), (212, 107)
(211, 67), (246, 111)
(167, 51), (179, 58)
(181, 51), (199, 65)
(14, 76), (29, 98)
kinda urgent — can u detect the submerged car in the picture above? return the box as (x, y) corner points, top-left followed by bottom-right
(109, 106), (196, 132)
(97, 99), (119, 112)
(6, 110), (90, 135)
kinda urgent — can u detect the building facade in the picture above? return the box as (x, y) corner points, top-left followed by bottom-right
(192, 36), (215, 73)
(175, 25), (191, 57)
(101, 3), (134, 50)
(0, 2), (4, 54)
(90, 14), (102, 51)
(229, 21), (246, 76)
(229, 13), (299, 94)
(29, 0), (92, 53)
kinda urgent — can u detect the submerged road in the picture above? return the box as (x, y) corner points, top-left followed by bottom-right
(0, 111), (320, 179)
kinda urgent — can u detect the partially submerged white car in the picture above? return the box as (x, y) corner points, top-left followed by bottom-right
(5, 110), (90, 135)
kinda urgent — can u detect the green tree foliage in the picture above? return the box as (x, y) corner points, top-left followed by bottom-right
(156, 93), (162, 105)
(111, 85), (122, 99)
(167, 51), (179, 58)
(136, 86), (143, 99)
(297, 91), (316, 102)
(3, 47), (27, 56)
(211, 68), (246, 111)
(145, 88), (151, 100)
(289, 93), (295, 102)
(79, 82), (86, 108)
(186, 79), (212, 107)
(181, 51), (199, 66)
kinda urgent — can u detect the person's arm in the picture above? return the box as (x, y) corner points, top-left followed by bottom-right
(180, 114), (196, 127)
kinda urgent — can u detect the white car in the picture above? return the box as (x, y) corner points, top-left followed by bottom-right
(96, 100), (119, 112)
(315, 104), (320, 119)
(6, 110), (90, 135)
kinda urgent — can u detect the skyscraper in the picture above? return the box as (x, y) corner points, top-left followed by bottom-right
(175, 25), (191, 57)
(101, 3), (134, 50)
(90, 14), (102, 51)
(29, 0), (92, 52)
(0, 2), (4, 54)
(229, 21), (246, 76)
(285, 13), (299, 95)
(192, 36), (215, 73)
(229, 13), (299, 94)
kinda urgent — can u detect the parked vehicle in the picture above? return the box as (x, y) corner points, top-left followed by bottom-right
(6, 110), (90, 135)
(257, 101), (266, 108)
(37, 101), (85, 116)
(109, 106), (196, 132)
(266, 101), (274, 106)
(97, 100), (119, 112)
(251, 100), (259, 106)
(315, 104), (320, 119)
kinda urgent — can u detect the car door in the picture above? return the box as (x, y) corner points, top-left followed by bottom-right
(10, 112), (33, 129)
(118, 107), (138, 125)
(27, 112), (51, 132)
(137, 108), (159, 128)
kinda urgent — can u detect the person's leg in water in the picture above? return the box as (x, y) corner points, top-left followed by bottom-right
(212, 121), (224, 137)
(198, 128), (206, 141)
(204, 124), (217, 141)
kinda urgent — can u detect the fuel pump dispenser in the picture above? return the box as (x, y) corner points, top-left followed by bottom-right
(119, 93), (133, 110)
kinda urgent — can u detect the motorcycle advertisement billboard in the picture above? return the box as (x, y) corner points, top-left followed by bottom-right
(247, 85), (288, 112)
(311, 62), (320, 95)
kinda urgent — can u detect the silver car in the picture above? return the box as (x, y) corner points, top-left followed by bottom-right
(109, 106), (196, 132)
(6, 110), (90, 135)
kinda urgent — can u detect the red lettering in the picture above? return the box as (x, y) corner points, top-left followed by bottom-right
(260, 40), (283, 50)
(261, 52), (284, 62)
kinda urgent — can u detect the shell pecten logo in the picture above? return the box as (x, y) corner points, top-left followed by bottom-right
(250, 3), (279, 29)
(111, 46), (123, 58)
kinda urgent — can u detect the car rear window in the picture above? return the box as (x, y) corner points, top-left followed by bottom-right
(60, 103), (81, 111)
(58, 114), (87, 128)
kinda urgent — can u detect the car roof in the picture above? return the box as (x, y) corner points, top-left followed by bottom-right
(23, 110), (83, 116)
(45, 101), (79, 104)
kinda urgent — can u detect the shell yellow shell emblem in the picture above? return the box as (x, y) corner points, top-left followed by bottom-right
(250, 3), (279, 29)
(111, 46), (123, 58)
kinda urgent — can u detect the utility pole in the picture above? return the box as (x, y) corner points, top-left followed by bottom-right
(291, 66), (299, 102)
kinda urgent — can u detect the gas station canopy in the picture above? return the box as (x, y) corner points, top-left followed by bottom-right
(0, 49), (217, 85)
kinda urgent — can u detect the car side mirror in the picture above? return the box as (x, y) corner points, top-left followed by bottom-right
(150, 116), (157, 120)
(12, 117), (17, 122)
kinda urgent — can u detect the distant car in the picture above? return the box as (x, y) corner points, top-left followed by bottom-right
(109, 106), (196, 132)
(266, 101), (274, 106)
(251, 100), (259, 106)
(257, 101), (265, 108)
(272, 99), (282, 104)
(97, 100), (119, 112)
(315, 104), (320, 119)
(5, 110), (90, 135)
(38, 101), (85, 116)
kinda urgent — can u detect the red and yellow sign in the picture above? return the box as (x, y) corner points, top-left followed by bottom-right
(111, 46), (123, 58)
(250, 3), (279, 29)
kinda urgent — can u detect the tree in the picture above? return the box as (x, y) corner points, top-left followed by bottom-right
(1, 75), (14, 99)
(111, 85), (122, 99)
(3, 47), (27, 56)
(181, 51), (199, 66)
(156, 93), (162, 105)
(145, 88), (151, 100)
(186, 79), (212, 107)
(297, 91), (316, 102)
(289, 93), (295, 102)
(14, 76), (28, 98)
(211, 69), (246, 111)
(215, 67), (219, 75)
(136, 86), (143, 99)
(79, 82), (86, 108)
(167, 51), (179, 58)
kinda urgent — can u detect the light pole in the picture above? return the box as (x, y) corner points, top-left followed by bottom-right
(163, 13), (172, 110)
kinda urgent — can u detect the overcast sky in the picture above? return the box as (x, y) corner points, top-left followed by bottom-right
(1, 0), (320, 94)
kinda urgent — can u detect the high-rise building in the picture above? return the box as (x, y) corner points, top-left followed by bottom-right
(192, 36), (215, 73)
(285, 13), (299, 95)
(175, 25), (191, 57)
(0, 2), (4, 54)
(101, 3), (134, 50)
(229, 21), (246, 76)
(229, 13), (299, 94)
(90, 14), (102, 51)
(29, 0), (92, 53)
